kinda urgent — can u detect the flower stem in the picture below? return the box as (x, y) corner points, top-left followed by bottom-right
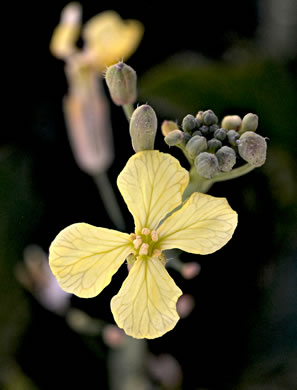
(211, 163), (256, 183)
(183, 163), (256, 199)
(122, 104), (134, 122)
(93, 172), (126, 231)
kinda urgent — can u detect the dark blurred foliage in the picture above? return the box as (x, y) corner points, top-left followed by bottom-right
(1, 0), (297, 389)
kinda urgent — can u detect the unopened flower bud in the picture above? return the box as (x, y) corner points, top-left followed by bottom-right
(238, 131), (267, 167)
(216, 146), (236, 172)
(195, 152), (219, 179)
(221, 115), (242, 130)
(214, 128), (227, 141)
(192, 130), (202, 137)
(185, 135), (207, 159)
(207, 138), (222, 153)
(182, 133), (191, 145)
(202, 109), (218, 126)
(199, 125), (209, 136)
(239, 113), (258, 134)
(161, 120), (179, 136)
(209, 124), (219, 134)
(164, 130), (184, 146)
(227, 130), (240, 146)
(129, 105), (157, 152)
(196, 111), (204, 121)
(182, 114), (196, 133)
(105, 62), (137, 106)
(195, 117), (202, 128)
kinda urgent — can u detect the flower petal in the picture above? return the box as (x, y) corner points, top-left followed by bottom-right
(117, 151), (189, 233)
(111, 256), (182, 339)
(83, 11), (144, 69)
(49, 223), (132, 298)
(158, 193), (238, 254)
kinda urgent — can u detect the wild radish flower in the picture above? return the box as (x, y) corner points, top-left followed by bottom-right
(50, 4), (144, 70)
(49, 151), (237, 339)
(50, 5), (144, 174)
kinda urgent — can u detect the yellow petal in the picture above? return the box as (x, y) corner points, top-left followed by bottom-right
(117, 151), (189, 233)
(111, 256), (182, 339)
(49, 223), (132, 298)
(83, 11), (144, 69)
(158, 193), (238, 254)
(50, 3), (82, 59)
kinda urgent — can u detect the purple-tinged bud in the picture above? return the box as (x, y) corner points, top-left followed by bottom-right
(202, 109), (218, 126)
(164, 129), (184, 146)
(195, 152), (219, 179)
(185, 135), (207, 159)
(238, 131), (267, 167)
(105, 62), (137, 106)
(216, 146), (236, 172)
(214, 128), (227, 141)
(207, 138), (222, 153)
(182, 114), (196, 133)
(129, 105), (157, 152)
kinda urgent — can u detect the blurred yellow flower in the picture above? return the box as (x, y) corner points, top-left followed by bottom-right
(50, 3), (144, 70)
(49, 151), (237, 339)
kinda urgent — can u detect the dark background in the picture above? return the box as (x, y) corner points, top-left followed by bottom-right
(1, 1), (297, 389)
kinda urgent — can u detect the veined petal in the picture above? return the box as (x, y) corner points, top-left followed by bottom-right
(83, 11), (144, 68)
(158, 193), (238, 255)
(49, 223), (132, 298)
(117, 151), (189, 233)
(111, 256), (182, 339)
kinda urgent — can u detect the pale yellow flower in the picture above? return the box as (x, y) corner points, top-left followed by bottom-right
(50, 3), (144, 70)
(49, 151), (237, 339)
(83, 10), (144, 69)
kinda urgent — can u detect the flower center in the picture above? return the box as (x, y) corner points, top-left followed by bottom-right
(130, 227), (161, 258)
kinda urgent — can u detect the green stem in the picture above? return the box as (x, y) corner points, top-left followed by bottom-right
(211, 163), (256, 183)
(122, 104), (134, 122)
(183, 163), (256, 200)
(93, 172), (126, 231)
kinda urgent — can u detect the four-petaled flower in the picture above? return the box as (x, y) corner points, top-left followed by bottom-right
(49, 151), (237, 339)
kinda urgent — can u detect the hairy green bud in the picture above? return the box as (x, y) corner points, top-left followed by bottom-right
(239, 113), (258, 134)
(209, 124), (219, 134)
(195, 152), (219, 179)
(238, 131), (267, 167)
(199, 125), (209, 136)
(164, 129), (184, 146)
(129, 105), (157, 152)
(185, 135), (207, 159)
(195, 117), (202, 128)
(207, 138), (222, 153)
(221, 115), (242, 130)
(202, 109), (218, 126)
(216, 146), (236, 172)
(214, 128), (227, 141)
(105, 62), (137, 106)
(227, 130), (240, 146)
(182, 114), (196, 133)
(192, 130), (202, 137)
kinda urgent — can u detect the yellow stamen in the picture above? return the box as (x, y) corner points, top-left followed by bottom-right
(152, 249), (162, 257)
(130, 233), (136, 241)
(133, 236), (142, 249)
(141, 227), (150, 236)
(151, 230), (158, 242)
(139, 243), (149, 255)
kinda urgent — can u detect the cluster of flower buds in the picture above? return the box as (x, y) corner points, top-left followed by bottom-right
(163, 109), (267, 179)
